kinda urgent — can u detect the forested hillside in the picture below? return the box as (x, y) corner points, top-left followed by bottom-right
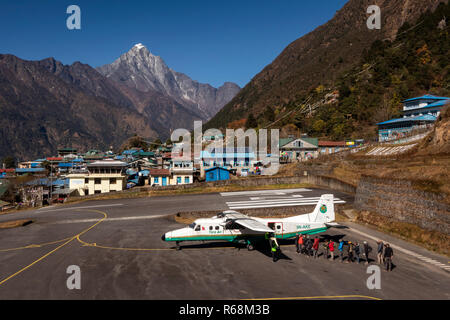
(207, 1), (449, 141)
(294, 2), (450, 140)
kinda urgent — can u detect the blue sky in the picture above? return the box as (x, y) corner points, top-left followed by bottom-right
(0, 0), (348, 88)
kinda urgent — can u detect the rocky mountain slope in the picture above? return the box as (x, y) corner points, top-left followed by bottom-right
(37, 57), (204, 137)
(0, 54), (157, 160)
(1, 44), (241, 160)
(207, 0), (447, 130)
(97, 44), (241, 119)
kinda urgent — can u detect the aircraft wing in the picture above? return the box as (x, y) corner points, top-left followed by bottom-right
(222, 211), (273, 233)
(234, 218), (274, 233)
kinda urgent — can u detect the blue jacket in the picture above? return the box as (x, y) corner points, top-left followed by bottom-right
(338, 242), (344, 251)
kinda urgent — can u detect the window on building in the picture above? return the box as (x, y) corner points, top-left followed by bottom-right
(94, 178), (101, 184)
(110, 178), (116, 184)
(184, 176), (189, 184)
(154, 177), (159, 183)
(85, 178), (89, 184)
(94, 190), (101, 194)
(177, 177), (181, 184)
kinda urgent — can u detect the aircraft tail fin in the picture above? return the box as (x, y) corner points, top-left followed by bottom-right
(310, 194), (335, 223)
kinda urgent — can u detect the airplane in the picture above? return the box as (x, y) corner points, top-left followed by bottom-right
(161, 194), (341, 250)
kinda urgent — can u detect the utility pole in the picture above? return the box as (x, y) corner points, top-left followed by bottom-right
(49, 159), (53, 205)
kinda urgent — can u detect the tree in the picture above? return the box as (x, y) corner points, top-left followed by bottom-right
(246, 113), (258, 129)
(2, 156), (15, 169)
(263, 106), (275, 123)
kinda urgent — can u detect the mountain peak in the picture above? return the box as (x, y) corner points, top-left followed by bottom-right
(133, 43), (146, 50)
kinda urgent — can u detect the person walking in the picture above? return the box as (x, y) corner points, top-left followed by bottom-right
(329, 240), (335, 261)
(346, 241), (354, 263)
(312, 236), (320, 259)
(338, 239), (345, 262)
(384, 243), (394, 271)
(377, 240), (384, 265)
(322, 240), (329, 260)
(363, 241), (372, 265)
(354, 242), (361, 264)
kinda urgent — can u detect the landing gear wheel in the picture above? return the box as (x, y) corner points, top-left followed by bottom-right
(247, 243), (255, 251)
(176, 241), (181, 251)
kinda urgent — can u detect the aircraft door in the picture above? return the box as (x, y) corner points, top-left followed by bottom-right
(274, 222), (283, 236)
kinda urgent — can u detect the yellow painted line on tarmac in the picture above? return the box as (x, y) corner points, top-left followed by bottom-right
(0, 237), (74, 252)
(0, 209), (107, 287)
(243, 295), (382, 301)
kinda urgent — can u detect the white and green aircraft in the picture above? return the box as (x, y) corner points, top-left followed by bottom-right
(161, 194), (339, 250)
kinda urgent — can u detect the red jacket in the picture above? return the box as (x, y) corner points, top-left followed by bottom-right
(329, 242), (335, 251)
(313, 238), (320, 250)
(298, 236), (303, 245)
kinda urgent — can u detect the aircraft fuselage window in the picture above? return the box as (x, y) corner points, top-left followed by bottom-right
(277, 225), (281, 230)
(209, 226), (213, 231)
(215, 226), (219, 230)
(195, 225), (201, 231)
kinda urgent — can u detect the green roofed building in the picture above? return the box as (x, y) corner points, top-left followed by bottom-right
(279, 136), (319, 162)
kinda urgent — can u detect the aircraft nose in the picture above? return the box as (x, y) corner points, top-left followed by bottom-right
(161, 234), (166, 241)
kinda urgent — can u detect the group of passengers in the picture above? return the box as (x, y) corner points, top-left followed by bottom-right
(294, 235), (395, 271)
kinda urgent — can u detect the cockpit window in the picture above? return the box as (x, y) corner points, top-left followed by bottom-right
(195, 225), (201, 231)
(189, 223), (196, 229)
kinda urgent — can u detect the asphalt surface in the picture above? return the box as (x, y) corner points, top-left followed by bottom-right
(0, 188), (448, 300)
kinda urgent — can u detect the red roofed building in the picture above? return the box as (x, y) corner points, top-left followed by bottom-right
(149, 169), (171, 186)
(0, 168), (15, 178)
(318, 141), (347, 155)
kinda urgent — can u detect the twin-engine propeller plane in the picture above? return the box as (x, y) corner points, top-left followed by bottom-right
(161, 194), (340, 250)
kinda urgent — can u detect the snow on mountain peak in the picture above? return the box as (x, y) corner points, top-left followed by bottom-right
(134, 43), (146, 50)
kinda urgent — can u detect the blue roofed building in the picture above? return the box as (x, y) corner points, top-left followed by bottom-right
(377, 94), (449, 142)
(199, 147), (256, 177)
(205, 167), (230, 182)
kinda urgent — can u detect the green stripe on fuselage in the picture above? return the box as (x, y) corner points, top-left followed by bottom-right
(165, 227), (329, 242)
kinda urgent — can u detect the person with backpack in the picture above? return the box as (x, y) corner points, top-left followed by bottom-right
(338, 239), (345, 262)
(346, 241), (354, 263)
(312, 236), (320, 258)
(300, 235), (306, 255)
(305, 236), (313, 257)
(329, 240), (335, 261)
(364, 241), (372, 265)
(377, 240), (384, 265)
(354, 242), (361, 264)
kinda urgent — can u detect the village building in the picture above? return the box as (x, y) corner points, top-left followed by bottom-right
(67, 160), (127, 196)
(318, 141), (347, 155)
(377, 94), (449, 142)
(199, 147), (256, 177)
(205, 167), (230, 182)
(279, 137), (319, 162)
(0, 168), (15, 179)
(170, 160), (194, 185)
(149, 168), (171, 186)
